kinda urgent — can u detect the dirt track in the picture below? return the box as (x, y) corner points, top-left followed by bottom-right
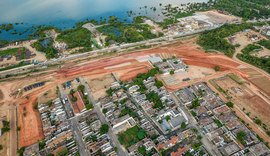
(0, 39), (269, 148)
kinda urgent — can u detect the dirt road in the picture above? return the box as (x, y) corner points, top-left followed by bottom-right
(0, 38), (269, 149)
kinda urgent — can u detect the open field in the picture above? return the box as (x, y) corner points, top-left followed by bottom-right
(199, 10), (241, 24)
(0, 38), (269, 150)
(0, 109), (9, 156)
(87, 74), (115, 101)
(210, 75), (270, 142)
(240, 68), (270, 97)
(160, 65), (215, 86)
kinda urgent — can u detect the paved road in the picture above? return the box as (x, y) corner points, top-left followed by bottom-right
(69, 117), (90, 156)
(171, 93), (222, 156)
(8, 104), (17, 156)
(126, 92), (165, 135)
(79, 77), (128, 156)
(58, 86), (89, 156)
(0, 25), (221, 77)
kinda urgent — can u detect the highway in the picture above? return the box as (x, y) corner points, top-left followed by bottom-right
(0, 25), (222, 78)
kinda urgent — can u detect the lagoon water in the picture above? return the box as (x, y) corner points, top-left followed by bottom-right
(0, 0), (207, 41)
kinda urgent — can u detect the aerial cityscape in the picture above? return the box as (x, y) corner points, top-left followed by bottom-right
(0, 0), (270, 156)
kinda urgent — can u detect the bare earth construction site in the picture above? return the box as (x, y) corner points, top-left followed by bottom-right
(0, 37), (270, 155)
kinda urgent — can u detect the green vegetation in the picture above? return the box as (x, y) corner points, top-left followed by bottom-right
(100, 124), (109, 134)
(237, 51), (270, 74)
(85, 99), (93, 110)
(228, 74), (244, 85)
(132, 68), (159, 92)
(258, 39), (270, 50)
(0, 61), (31, 72)
(86, 135), (97, 142)
(38, 140), (46, 150)
(56, 147), (68, 156)
(0, 144), (3, 150)
(46, 100), (53, 107)
(212, 0), (270, 20)
(198, 23), (252, 57)
(254, 117), (262, 126)
(154, 80), (163, 88)
(226, 102), (234, 108)
(189, 98), (200, 109)
(169, 70), (175, 75)
(214, 119), (223, 128)
(71, 96), (77, 102)
(146, 91), (164, 110)
(165, 115), (171, 121)
(0, 47), (26, 57)
(106, 88), (114, 96)
(241, 44), (262, 54)
(191, 141), (203, 150)
(57, 27), (96, 49)
(32, 26), (60, 38)
(191, 110), (197, 117)
(236, 131), (247, 145)
(0, 23), (14, 31)
(17, 147), (25, 156)
(119, 107), (138, 118)
(77, 84), (85, 93)
(97, 16), (160, 46)
(70, 89), (75, 95)
(1, 120), (10, 134)
(32, 38), (58, 59)
(181, 122), (188, 129)
(102, 108), (108, 114)
(138, 145), (147, 155)
(214, 65), (221, 72)
(118, 125), (146, 147)
(0, 40), (8, 48)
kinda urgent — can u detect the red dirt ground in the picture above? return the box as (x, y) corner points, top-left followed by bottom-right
(0, 39), (253, 148)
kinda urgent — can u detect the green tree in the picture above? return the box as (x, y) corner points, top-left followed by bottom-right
(226, 102), (234, 108)
(165, 115), (171, 121)
(70, 89), (75, 95)
(138, 146), (146, 155)
(181, 122), (187, 129)
(214, 65), (221, 71)
(100, 124), (109, 134)
(77, 85), (85, 92)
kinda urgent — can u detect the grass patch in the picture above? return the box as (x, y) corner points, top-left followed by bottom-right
(118, 125), (146, 148)
(236, 131), (247, 145)
(56, 27), (96, 49)
(0, 61), (30, 72)
(214, 119), (223, 128)
(241, 44), (262, 54)
(228, 74), (244, 85)
(97, 16), (160, 46)
(32, 38), (58, 59)
(197, 23), (252, 57)
(0, 47), (26, 57)
(257, 39), (270, 50)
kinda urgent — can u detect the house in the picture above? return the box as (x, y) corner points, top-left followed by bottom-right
(112, 115), (136, 134)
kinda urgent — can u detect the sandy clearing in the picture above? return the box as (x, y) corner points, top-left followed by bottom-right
(104, 62), (131, 69)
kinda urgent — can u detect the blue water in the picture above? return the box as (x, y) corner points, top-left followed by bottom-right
(0, 0), (207, 41)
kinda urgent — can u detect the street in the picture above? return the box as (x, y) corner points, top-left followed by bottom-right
(79, 77), (128, 156)
(58, 86), (90, 156)
(171, 93), (222, 156)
